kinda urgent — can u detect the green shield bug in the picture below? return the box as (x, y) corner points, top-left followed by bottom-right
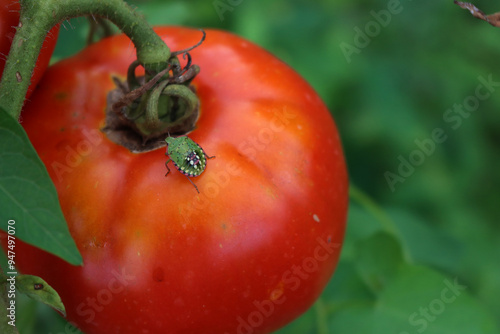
(165, 136), (215, 193)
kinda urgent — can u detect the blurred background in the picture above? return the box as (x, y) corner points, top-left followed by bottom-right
(13, 0), (500, 333)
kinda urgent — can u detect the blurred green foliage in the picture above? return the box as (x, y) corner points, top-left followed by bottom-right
(11, 0), (500, 333)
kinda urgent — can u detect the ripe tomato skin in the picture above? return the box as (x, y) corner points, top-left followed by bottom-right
(0, 0), (59, 98)
(13, 27), (348, 333)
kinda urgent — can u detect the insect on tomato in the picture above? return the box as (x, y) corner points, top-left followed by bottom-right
(164, 135), (215, 193)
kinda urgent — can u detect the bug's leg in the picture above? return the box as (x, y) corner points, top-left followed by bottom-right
(205, 152), (216, 159)
(165, 159), (172, 177)
(184, 175), (200, 194)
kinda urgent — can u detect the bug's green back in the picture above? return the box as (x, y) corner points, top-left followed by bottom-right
(165, 136), (208, 177)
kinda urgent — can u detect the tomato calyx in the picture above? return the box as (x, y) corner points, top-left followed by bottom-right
(104, 31), (206, 153)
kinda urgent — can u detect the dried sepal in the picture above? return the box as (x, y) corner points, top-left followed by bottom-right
(454, 1), (500, 27)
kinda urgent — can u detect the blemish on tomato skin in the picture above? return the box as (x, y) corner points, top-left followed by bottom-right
(153, 267), (164, 282)
(88, 237), (107, 248)
(55, 92), (68, 100)
(270, 282), (285, 302)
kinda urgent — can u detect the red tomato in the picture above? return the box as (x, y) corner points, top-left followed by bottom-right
(0, 0), (59, 98)
(14, 27), (348, 333)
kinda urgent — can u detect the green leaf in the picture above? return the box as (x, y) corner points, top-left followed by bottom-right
(274, 306), (316, 334)
(326, 264), (500, 334)
(374, 264), (499, 334)
(326, 196), (499, 334)
(322, 260), (374, 307)
(328, 304), (374, 334)
(13, 293), (37, 334)
(389, 208), (463, 272)
(354, 232), (405, 293)
(339, 202), (388, 261)
(16, 275), (66, 317)
(0, 108), (82, 265)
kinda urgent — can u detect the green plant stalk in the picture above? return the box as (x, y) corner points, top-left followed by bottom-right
(0, 0), (170, 120)
(349, 184), (414, 263)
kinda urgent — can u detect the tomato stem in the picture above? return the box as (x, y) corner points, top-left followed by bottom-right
(141, 83), (199, 135)
(103, 30), (204, 149)
(0, 0), (171, 119)
(104, 60), (201, 151)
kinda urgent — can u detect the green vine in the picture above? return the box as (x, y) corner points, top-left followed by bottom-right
(0, 0), (171, 120)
